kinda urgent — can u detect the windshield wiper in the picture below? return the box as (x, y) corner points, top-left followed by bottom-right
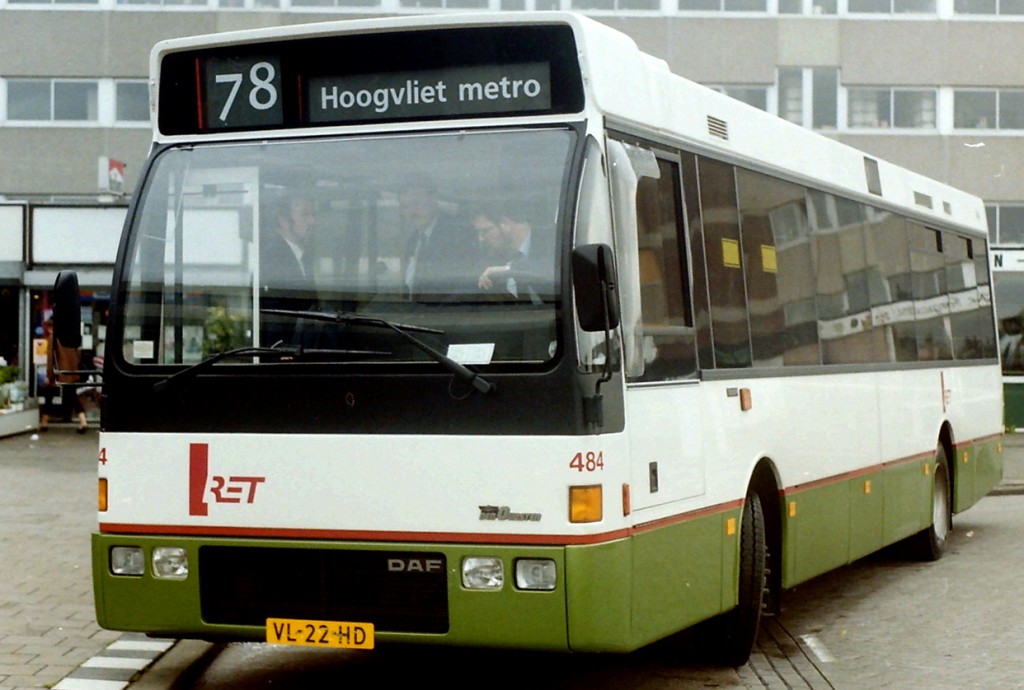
(152, 344), (386, 393)
(262, 308), (496, 395)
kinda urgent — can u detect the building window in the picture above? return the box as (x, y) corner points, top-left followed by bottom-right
(848, 88), (936, 129)
(812, 68), (837, 128)
(396, 0), (488, 6)
(7, 79), (98, 122)
(778, 0), (837, 13)
(848, 0), (935, 10)
(778, 69), (803, 124)
(3, 78), (150, 127)
(115, 81), (149, 122)
(990, 205), (1024, 244)
(572, 0), (659, 8)
(679, 0), (767, 10)
(955, 89), (1024, 130)
(115, 0), (211, 5)
(955, 0), (1024, 13)
(710, 86), (769, 111)
(290, 0), (382, 5)
(1005, 206), (1024, 244)
(7, 81), (50, 121)
(778, 67), (837, 130)
(217, 0), (282, 7)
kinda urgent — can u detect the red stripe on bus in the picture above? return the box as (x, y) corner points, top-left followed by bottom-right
(99, 496), (747, 544)
(194, 58), (204, 130)
(98, 522), (633, 546)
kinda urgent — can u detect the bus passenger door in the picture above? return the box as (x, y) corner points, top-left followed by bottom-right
(608, 137), (705, 509)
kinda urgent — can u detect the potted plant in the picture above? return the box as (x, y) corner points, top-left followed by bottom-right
(0, 365), (22, 411)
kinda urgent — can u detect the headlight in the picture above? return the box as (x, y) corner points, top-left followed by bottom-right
(110, 546), (144, 576)
(515, 559), (556, 591)
(152, 547), (189, 580)
(461, 557), (504, 590)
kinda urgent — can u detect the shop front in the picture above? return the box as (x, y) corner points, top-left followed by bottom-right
(0, 203), (125, 436)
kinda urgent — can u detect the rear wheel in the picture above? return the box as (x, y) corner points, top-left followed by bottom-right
(720, 492), (767, 667)
(912, 443), (951, 561)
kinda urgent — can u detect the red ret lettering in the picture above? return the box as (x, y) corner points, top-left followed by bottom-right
(210, 475), (265, 503)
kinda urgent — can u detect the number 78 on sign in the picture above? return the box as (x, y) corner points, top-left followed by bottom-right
(204, 56), (283, 129)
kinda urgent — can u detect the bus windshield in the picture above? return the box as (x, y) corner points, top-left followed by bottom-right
(118, 127), (576, 369)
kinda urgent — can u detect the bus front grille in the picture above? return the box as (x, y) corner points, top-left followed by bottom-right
(199, 546), (449, 634)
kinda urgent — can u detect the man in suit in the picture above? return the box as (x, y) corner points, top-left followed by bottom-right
(260, 195), (318, 345)
(399, 181), (478, 301)
(474, 206), (555, 301)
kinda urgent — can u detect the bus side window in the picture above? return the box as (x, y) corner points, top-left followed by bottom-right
(632, 156), (697, 382)
(697, 157), (753, 369)
(737, 169), (818, 368)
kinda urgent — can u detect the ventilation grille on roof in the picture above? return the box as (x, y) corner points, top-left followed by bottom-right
(707, 115), (729, 140)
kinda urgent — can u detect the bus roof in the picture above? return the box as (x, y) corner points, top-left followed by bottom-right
(151, 11), (988, 237)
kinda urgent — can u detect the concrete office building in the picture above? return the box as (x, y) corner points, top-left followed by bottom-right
(1, 1), (1022, 420)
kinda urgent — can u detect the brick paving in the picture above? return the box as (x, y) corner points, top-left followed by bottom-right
(0, 427), (120, 690)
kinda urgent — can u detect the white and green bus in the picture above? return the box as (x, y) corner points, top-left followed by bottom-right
(65, 11), (1003, 666)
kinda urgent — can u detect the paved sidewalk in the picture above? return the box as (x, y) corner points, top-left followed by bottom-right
(2, 426), (1023, 690)
(0, 427), (120, 690)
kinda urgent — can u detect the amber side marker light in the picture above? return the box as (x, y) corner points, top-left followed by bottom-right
(99, 478), (108, 512)
(569, 485), (603, 523)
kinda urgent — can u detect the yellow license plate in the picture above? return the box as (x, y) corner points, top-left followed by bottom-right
(266, 617), (375, 649)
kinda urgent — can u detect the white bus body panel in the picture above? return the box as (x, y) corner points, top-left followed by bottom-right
(98, 432), (632, 538)
(622, 364), (1001, 529)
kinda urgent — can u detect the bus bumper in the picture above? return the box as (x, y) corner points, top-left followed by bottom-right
(91, 533), (636, 652)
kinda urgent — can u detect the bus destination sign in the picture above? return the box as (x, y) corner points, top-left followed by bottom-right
(308, 64), (552, 123)
(158, 25), (584, 135)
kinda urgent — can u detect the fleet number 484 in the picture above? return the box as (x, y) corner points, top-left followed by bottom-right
(569, 451), (604, 472)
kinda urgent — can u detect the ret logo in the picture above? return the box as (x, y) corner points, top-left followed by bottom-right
(188, 443), (266, 516)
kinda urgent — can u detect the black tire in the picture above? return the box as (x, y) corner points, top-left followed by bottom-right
(720, 492), (767, 667)
(911, 443), (952, 561)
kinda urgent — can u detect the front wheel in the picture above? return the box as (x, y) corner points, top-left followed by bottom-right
(911, 444), (952, 561)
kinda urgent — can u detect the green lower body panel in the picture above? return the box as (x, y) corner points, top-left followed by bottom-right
(782, 435), (1003, 589)
(565, 505), (738, 652)
(953, 436), (1004, 513)
(629, 507), (735, 648)
(783, 459), (930, 588)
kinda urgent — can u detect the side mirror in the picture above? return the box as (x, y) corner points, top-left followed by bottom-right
(572, 243), (620, 332)
(53, 270), (82, 349)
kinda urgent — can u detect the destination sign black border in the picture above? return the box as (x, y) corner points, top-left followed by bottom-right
(158, 24), (584, 135)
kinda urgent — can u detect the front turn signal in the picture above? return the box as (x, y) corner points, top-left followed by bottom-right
(569, 485), (603, 523)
